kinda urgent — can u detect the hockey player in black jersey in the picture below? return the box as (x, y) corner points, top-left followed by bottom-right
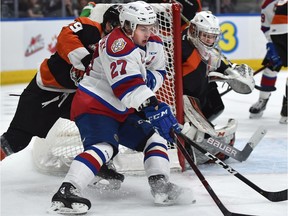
(181, 11), (255, 164)
(0, 4), (124, 187)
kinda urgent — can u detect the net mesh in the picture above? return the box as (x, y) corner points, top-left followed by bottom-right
(32, 3), (182, 175)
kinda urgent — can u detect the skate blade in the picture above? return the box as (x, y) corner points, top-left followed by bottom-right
(48, 201), (89, 215)
(153, 188), (196, 206)
(88, 178), (122, 191)
(280, 116), (288, 124)
(249, 112), (264, 119)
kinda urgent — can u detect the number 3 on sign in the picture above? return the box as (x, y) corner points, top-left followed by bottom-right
(111, 60), (127, 79)
(219, 21), (238, 53)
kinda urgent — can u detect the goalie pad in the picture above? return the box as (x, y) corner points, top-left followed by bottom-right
(183, 95), (237, 164)
(209, 64), (255, 94)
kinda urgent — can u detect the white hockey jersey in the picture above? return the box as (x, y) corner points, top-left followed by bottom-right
(261, 0), (288, 41)
(261, 0), (278, 41)
(71, 27), (166, 121)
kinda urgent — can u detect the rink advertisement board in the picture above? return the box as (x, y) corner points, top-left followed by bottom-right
(0, 15), (267, 83)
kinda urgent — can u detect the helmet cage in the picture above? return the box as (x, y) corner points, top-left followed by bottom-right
(188, 11), (221, 61)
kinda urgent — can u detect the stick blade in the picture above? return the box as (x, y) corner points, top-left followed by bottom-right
(239, 126), (267, 161)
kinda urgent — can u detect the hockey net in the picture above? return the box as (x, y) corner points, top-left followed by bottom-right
(32, 3), (184, 176)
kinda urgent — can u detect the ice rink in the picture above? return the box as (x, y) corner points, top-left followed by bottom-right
(0, 71), (287, 216)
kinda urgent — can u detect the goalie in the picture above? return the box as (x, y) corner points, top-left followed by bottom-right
(181, 11), (255, 164)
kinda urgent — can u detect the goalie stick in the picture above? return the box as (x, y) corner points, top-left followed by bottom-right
(183, 95), (266, 162)
(196, 126), (267, 162)
(176, 131), (288, 202)
(174, 134), (256, 216)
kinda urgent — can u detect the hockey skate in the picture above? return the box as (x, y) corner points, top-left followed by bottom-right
(249, 96), (270, 119)
(88, 160), (125, 190)
(49, 182), (91, 215)
(280, 96), (287, 124)
(0, 135), (14, 161)
(148, 175), (195, 206)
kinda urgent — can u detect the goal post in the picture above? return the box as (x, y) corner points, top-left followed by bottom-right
(32, 3), (186, 176)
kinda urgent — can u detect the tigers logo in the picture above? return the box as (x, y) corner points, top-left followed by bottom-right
(70, 67), (85, 86)
(111, 38), (126, 53)
(25, 34), (45, 57)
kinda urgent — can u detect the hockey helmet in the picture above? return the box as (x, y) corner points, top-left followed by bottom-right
(119, 1), (157, 35)
(188, 11), (221, 60)
(102, 5), (120, 30)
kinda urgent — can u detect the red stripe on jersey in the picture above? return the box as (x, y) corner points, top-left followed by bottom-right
(261, 0), (276, 9)
(112, 76), (145, 99)
(71, 87), (132, 122)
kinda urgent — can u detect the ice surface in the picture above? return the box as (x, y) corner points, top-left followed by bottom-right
(0, 72), (287, 216)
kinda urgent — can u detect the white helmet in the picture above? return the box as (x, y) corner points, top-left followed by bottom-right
(188, 11), (221, 61)
(119, 1), (157, 35)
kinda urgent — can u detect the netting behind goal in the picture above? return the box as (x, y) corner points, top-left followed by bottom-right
(32, 3), (184, 176)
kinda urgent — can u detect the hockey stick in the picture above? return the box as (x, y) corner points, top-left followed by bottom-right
(177, 131), (288, 202)
(194, 126), (267, 162)
(174, 134), (256, 216)
(220, 65), (267, 97)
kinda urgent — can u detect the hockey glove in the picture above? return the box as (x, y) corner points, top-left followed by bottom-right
(209, 64), (255, 94)
(266, 42), (282, 70)
(146, 70), (157, 91)
(144, 102), (181, 142)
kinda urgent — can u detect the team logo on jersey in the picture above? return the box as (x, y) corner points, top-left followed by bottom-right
(70, 67), (85, 86)
(111, 38), (126, 53)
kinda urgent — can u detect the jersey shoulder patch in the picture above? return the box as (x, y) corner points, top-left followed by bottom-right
(106, 28), (136, 57)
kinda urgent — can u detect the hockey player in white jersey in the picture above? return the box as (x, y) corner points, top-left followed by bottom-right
(249, 0), (287, 123)
(49, 1), (194, 214)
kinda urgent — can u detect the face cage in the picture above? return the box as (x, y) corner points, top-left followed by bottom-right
(189, 25), (221, 61)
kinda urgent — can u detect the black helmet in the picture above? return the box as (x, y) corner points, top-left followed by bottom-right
(102, 5), (120, 31)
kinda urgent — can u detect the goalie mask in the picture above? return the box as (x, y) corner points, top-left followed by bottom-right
(119, 1), (158, 37)
(188, 11), (221, 62)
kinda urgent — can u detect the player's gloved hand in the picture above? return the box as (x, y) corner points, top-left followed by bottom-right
(146, 70), (157, 91)
(266, 42), (282, 70)
(144, 102), (181, 142)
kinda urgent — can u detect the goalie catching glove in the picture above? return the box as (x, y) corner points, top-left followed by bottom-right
(209, 63), (255, 94)
(144, 102), (181, 143)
